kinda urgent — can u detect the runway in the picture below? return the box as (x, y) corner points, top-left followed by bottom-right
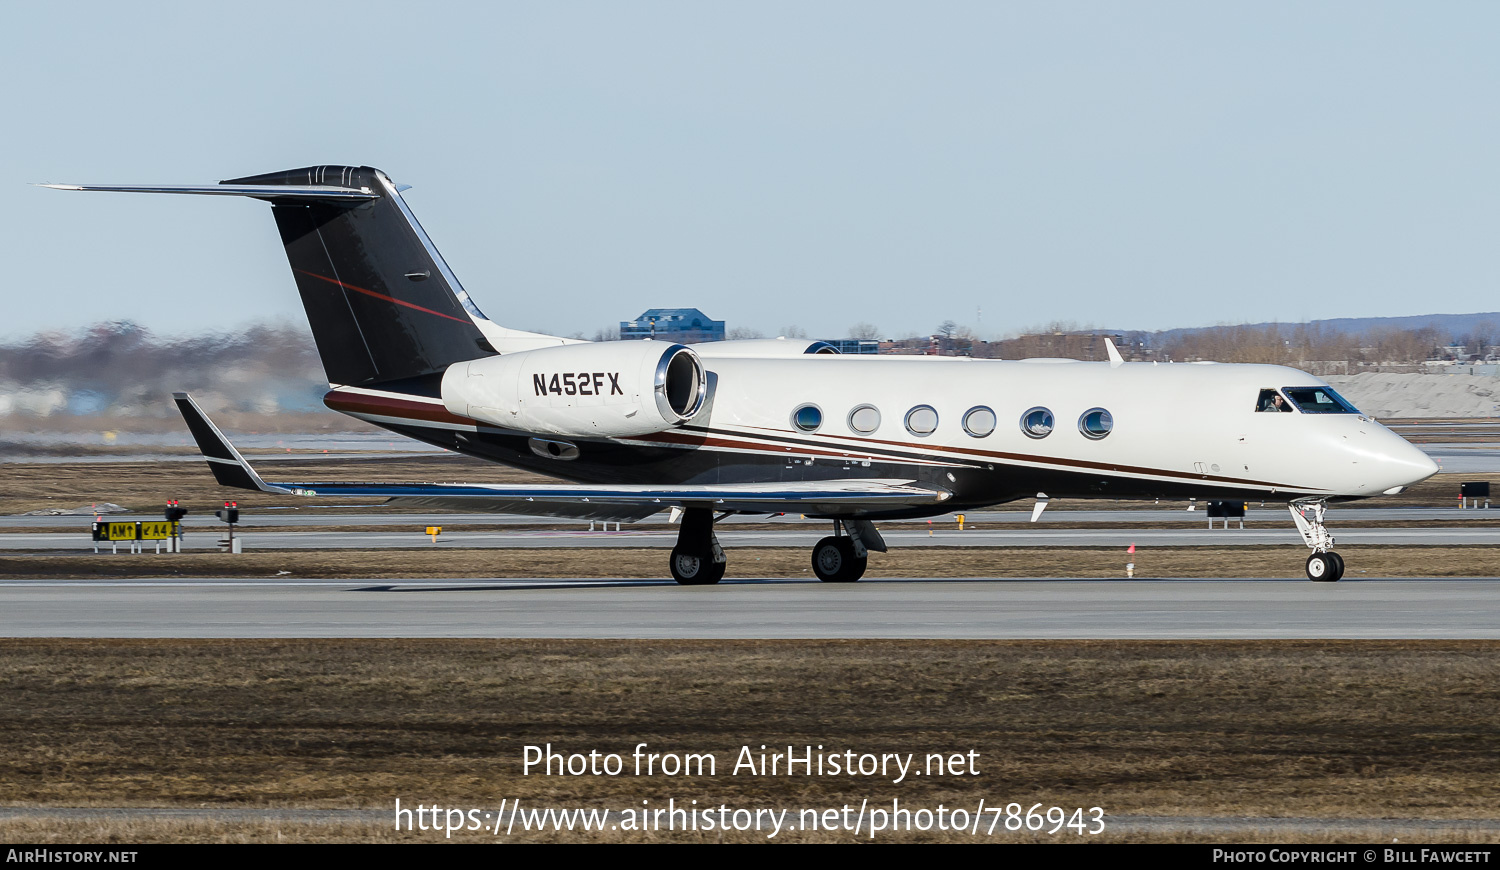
(1422, 445), (1500, 474)
(2, 576), (1498, 639)
(8, 523), (1500, 551)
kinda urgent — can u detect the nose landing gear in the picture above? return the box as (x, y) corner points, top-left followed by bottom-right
(1290, 500), (1345, 582)
(1305, 551), (1344, 582)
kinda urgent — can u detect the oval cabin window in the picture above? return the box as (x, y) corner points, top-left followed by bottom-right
(792, 404), (823, 433)
(962, 406), (996, 438)
(905, 405), (939, 437)
(1021, 407), (1055, 439)
(848, 404), (881, 434)
(1078, 408), (1113, 440)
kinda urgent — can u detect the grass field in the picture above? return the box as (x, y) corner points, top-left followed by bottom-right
(2, 545), (1498, 580)
(0, 639), (1497, 843)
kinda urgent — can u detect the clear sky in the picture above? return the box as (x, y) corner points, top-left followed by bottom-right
(6, 1), (1499, 341)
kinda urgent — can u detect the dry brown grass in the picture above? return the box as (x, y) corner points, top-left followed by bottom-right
(1, 639), (1497, 830)
(3, 817), (1497, 844)
(1400, 472), (1500, 508)
(2, 545), (1496, 580)
(0, 456), (547, 516)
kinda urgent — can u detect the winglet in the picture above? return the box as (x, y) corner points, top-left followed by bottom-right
(172, 392), (290, 493)
(1104, 337), (1124, 368)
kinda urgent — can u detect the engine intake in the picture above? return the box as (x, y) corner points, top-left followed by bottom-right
(441, 341), (706, 438)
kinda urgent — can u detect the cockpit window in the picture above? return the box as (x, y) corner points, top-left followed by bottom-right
(1256, 389), (1292, 413)
(1283, 387), (1359, 415)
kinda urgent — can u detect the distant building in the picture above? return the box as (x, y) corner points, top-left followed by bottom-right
(824, 339), (881, 355)
(620, 308), (725, 343)
(878, 336), (954, 356)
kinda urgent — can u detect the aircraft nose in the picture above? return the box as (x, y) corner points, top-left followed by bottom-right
(1372, 435), (1440, 494)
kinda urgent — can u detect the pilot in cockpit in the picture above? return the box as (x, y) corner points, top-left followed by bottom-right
(1257, 389), (1291, 412)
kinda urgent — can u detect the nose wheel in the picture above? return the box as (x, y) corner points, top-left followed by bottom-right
(1291, 501), (1345, 582)
(1305, 551), (1344, 582)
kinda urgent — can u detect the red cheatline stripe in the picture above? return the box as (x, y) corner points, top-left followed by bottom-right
(324, 393), (475, 426)
(294, 269), (471, 324)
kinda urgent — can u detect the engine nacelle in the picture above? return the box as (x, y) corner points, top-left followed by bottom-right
(441, 341), (706, 437)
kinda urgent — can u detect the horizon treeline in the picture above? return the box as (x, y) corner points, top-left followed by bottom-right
(1, 318), (1495, 423)
(964, 321), (1497, 366)
(0, 321), (324, 422)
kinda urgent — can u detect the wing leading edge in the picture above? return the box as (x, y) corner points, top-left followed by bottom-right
(171, 392), (950, 521)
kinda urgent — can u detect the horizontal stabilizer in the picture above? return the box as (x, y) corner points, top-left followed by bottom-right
(45, 164), (532, 385)
(39, 183), (376, 203)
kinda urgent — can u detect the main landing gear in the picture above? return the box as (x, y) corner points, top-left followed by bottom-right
(670, 508), (726, 585)
(812, 519), (884, 583)
(668, 511), (887, 585)
(812, 535), (864, 582)
(1290, 500), (1345, 582)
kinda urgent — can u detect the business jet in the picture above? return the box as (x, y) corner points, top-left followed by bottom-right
(47, 165), (1439, 584)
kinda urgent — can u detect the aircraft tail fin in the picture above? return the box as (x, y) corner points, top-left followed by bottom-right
(48, 166), (499, 387)
(225, 165), (495, 386)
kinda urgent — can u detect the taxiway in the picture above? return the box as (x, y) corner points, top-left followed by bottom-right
(1, 576), (1496, 639)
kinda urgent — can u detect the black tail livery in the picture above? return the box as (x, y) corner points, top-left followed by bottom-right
(47, 165), (495, 386)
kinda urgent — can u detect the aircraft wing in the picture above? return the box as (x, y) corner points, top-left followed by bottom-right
(172, 392), (951, 521)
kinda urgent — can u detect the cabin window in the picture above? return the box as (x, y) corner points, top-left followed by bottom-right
(1078, 408), (1113, 439)
(905, 405), (939, 437)
(962, 406), (997, 438)
(848, 404), (881, 434)
(1020, 407), (1055, 439)
(1283, 387), (1359, 415)
(792, 404), (823, 432)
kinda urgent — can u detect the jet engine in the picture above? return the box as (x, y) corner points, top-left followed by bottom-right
(441, 341), (706, 437)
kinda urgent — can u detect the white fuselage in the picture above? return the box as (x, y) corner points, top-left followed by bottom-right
(337, 350), (1440, 511)
(675, 354), (1438, 503)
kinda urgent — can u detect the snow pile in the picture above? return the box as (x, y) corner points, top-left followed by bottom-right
(22, 503), (129, 516)
(1324, 373), (1500, 418)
